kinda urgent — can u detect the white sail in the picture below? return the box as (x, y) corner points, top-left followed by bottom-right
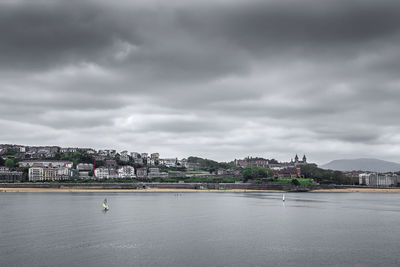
(102, 198), (109, 210)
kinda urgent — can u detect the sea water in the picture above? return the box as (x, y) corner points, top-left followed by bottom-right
(1, 192), (399, 266)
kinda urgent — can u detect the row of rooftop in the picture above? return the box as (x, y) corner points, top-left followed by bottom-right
(0, 144), (312, 169)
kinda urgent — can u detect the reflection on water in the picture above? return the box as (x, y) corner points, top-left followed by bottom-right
(1, 192), (400, 267)
(101, 209), (109, 214)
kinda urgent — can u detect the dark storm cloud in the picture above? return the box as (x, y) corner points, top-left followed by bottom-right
(1, 0), (400, 163)
(227, 1), (400, 45)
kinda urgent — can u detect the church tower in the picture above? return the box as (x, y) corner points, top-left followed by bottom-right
(302, 155), (307, 163)
(294, 154), (299, 163)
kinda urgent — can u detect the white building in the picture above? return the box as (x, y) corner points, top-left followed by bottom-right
(29, 167), (44, 181)
(77, 163), (93, 171)
(57, 167), (72, 180)
(149, 157), (161, 166)
(94, 167), (110, 179)
(94, 167), (117, 179)
(120, 151), (129, 162)
(359, 173), (398, 187)
(151, 153), (160, 159)
(118, 166), (135, 178)
(160, 158), (178, 167)
(60, 147), (78, 153)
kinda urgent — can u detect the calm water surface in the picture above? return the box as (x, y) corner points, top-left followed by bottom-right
(1, 192), (400, 266)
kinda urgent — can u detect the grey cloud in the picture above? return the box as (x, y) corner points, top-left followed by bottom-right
(132, 119), (228, 134)
(1, 0), (400, 163)
(176, 1), (400, 53)
(0, 3), (114, 70)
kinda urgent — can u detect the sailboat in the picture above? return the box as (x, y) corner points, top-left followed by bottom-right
(102, 198), (109, 210)
(282, 194), (285, 202)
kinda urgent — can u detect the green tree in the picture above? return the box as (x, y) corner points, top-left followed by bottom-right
(300, 164), (349, 184)
(95, 160), (105, 168)
(268, 159), (279, 164)
(53, 152), (61, 160)
(19, 166), (29, 174)
(5, 158), (15, 169)
(187, 156), (236, 171)
(242, 166), (273, 181)
(291, 179), (301, 186)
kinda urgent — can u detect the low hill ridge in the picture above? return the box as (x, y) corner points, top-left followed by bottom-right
(320, 158), (400, 172)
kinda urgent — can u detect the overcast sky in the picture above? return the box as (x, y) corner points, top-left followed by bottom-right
(1, 0), (400, 164)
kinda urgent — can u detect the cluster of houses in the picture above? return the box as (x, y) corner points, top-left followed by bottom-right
(17, 160), (186, 181)
(0, 144), (246, 182)
(0, 144), (315, 182)
(0, 144), (201, 168)
(19, 160), (75, 181)
(16, 159), (243, 182)
(0, 144), (73, 159)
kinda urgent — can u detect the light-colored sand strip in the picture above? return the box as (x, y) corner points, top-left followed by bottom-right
(311, 188), (400, 193)
(0, 188), (284, 193)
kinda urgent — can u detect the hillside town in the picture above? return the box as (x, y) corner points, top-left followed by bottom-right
(0, 144), (313, 182)
(0, 144), (399, 187)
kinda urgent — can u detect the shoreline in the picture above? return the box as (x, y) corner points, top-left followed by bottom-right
(2, 187), (400, 193)
(0, 187), (284, 193)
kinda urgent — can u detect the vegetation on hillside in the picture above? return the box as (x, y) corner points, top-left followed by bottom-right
(187, 156), (236, 172)
(54, 152), (94, 167)
(5, 158), (16, 169)
(242, 166), (273, 181)
(300, 164), (350, 184)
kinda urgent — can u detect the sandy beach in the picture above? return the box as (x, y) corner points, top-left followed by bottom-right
(310, 188), (400, 193)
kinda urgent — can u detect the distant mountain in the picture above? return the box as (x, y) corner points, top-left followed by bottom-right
(320, 158), (400, 172)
